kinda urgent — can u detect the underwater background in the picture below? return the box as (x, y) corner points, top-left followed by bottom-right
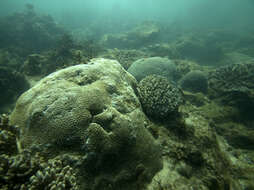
(0, 0), (254, 189)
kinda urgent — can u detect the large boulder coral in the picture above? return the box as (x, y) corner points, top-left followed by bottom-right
(180, 70), (208, 94)
(127, 57), (178, 82)
(10, 58), (162, 189)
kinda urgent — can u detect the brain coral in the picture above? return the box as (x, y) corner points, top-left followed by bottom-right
(10, 58), (139, 147)
(138, 75), (183, 120)
(10, 58), (162, 190)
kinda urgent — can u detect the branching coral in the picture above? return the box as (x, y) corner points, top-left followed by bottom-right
(138, 75), (183, 120)
(0, 115), (80, 190)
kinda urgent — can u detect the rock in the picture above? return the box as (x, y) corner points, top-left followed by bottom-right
(127, 57), (178, 82)
(10, 58), (162, 190)
(180, 70), (208, 94)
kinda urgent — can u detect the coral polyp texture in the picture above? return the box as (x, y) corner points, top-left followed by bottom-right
(10, 58), (162, 190)
(138, 74), (183, 120)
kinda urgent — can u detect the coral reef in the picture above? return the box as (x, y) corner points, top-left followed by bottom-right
(215, 122), (254, 150)
(180, 97), (254, 190)
(20, 35), (102, 77)
(146, 110), (236, 190)
(0, 8), (64, 55)
(127, 57), (178, 82)
(82, 115), (162, 190)
(1, 12), (254, 189)
(101, 48), (148, 69)
(21, 158), (79, 190)
(81, 39), (104, 61)
(221, 52), (254, 65)
(171, 33), (224, 64)
(180, 70), (208, 94)
(145, 43), (180, 59)
(174, 59), (203, 80)
(0, 114), (19, 155)
(56, 34), (75, 57)
(138, 75), (183, 120)
(0, 67), (30, 113)
(208, 63), (254, 117)
(0, 114), (80, 190)
(0, 49), (23, 70)
(22, 54), (48, 76)
(146, 99), (254, 190)
(0, 150), (41, 190)
(103, 21), (160, 49)
(10, 58), (162, 190)
(0, 149), (79, 190)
